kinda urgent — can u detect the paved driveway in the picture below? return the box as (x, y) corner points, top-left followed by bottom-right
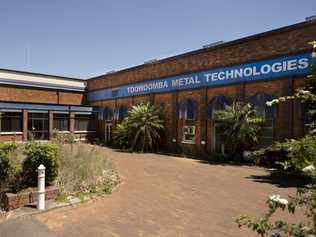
(0, 147), (300, 237)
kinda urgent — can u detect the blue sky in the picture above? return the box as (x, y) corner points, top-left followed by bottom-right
(0, 0), (315, 79)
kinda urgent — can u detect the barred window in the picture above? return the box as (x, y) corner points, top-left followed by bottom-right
(0, 112), (22, 132)
(53, 113), (69, 131)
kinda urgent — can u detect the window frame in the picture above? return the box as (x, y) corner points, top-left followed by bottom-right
(182, 125), (196, 144)
(53, 113), (70, 131)
(74, 113), (96, 132)
(0, 111), (23, 133)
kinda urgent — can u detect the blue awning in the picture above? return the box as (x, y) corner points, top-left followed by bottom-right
(0, 102), (96, 114)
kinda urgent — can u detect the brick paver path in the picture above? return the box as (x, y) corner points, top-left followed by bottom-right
(3, 147), (301, 237)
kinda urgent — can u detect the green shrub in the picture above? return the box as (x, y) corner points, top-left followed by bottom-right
(0, 151), (11, 184)
(113, 103), (164, 152)
(113, 122), (130, 149)
(215, 101), (263, 160)
(0, 142), (18, 186)
(23, 143), (60, 186)
(209, 152), (231, 163)
(52, 129), (75, 144)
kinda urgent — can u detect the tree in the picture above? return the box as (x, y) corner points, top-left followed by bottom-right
(236, 41), (316, 236)
(215, 101), (263, 160)
(113, 103), (164, 152)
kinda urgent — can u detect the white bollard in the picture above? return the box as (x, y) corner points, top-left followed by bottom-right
(37, 164), (46, 211)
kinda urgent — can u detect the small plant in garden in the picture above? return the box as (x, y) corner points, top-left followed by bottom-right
(215, 101), (264, 161)
(56, 143), (120, 197)
(113, 103), (164, 152)
(113, 122), (130, 149)
(52, 129), (76, 144)
(23, 142), (61, 186)
(0, 142), (26, 192)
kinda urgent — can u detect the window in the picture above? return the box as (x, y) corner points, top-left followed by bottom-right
(0, 112), (22, 132)
(178, 99), (197, 120)
(207, 95), (231, 120)
(28, 112), (49, 140)
(103, 107), (113, 121)
(98, 107), (104, 120)
(213, 124), (225, 154)
(182, 125), (195, 143)
(115, 105), (127, 120)
(53, 113), (69, 131)
(249, 92), (276, 147)
(75, 114), (95, 131)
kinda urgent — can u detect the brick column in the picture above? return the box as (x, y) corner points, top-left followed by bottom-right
(69, 112), (75, 133)
(171, 92), (178, 148)
(22, 110), (28, 141)
(48, 111), (54, 140)
(199, 88), (208, 153)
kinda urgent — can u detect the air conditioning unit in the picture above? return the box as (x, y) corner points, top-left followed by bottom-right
(105, 70), (116, 75)
(203, 40), (224, 49)
(144, 58), (159, 64)
(306, 15), (316, 22)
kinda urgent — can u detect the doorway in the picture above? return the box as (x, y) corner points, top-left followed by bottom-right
(212, 123), (225, 154)
(104, 123), (112, 142)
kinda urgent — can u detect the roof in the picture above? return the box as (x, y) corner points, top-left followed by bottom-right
(0, 68), (84, 82)
(89, 19), (316, 81)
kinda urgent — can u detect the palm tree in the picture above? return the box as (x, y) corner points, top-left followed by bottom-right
(113, 103), (164, 152)
(113, 122), (130, 149)
(215, 101), (263, 160)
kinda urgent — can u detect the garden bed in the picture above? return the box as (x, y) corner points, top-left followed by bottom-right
(1, 186), (59, 211)
(0, 139), (120, 212)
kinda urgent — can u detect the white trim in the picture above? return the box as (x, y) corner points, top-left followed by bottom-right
(28, 110), (49, 113)
(0, 132), (23, 135)
(182, 125), (196, 144)
(56, 131), (70, 134)
(53, 111), (69, 114)
(181, 140), (195, 145)
(74, 130), (96, 134)
(0, 109), (22, 112)
(74, 138), (87, 141)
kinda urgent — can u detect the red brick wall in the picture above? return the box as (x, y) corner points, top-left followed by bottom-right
(87, 21), (316, 91)
(0, 86), (84, 105)
(86, 21), (316, 151)
(0, 134), (23, 142)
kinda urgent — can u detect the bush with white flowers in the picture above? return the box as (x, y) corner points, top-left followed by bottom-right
(236, 41), (316, 237)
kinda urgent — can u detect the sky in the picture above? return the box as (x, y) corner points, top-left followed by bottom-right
(0, 1), (316, 79)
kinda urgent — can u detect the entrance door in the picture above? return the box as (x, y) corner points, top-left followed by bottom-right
(28, 112), (49, 140)
(212, 123), (225, 154)
(104, 123), (112, 142)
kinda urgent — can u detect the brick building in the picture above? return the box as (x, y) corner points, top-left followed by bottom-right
(1, 19), (316, 153)
(0, 69), (96, 142)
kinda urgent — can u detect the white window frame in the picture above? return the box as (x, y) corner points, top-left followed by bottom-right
(182, 125), (195, 144)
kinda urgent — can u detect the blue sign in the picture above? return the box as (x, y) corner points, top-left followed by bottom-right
(88, 53), (314, 102)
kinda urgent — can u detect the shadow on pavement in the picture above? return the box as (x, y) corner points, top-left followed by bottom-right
(246, 170), (311, 188)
